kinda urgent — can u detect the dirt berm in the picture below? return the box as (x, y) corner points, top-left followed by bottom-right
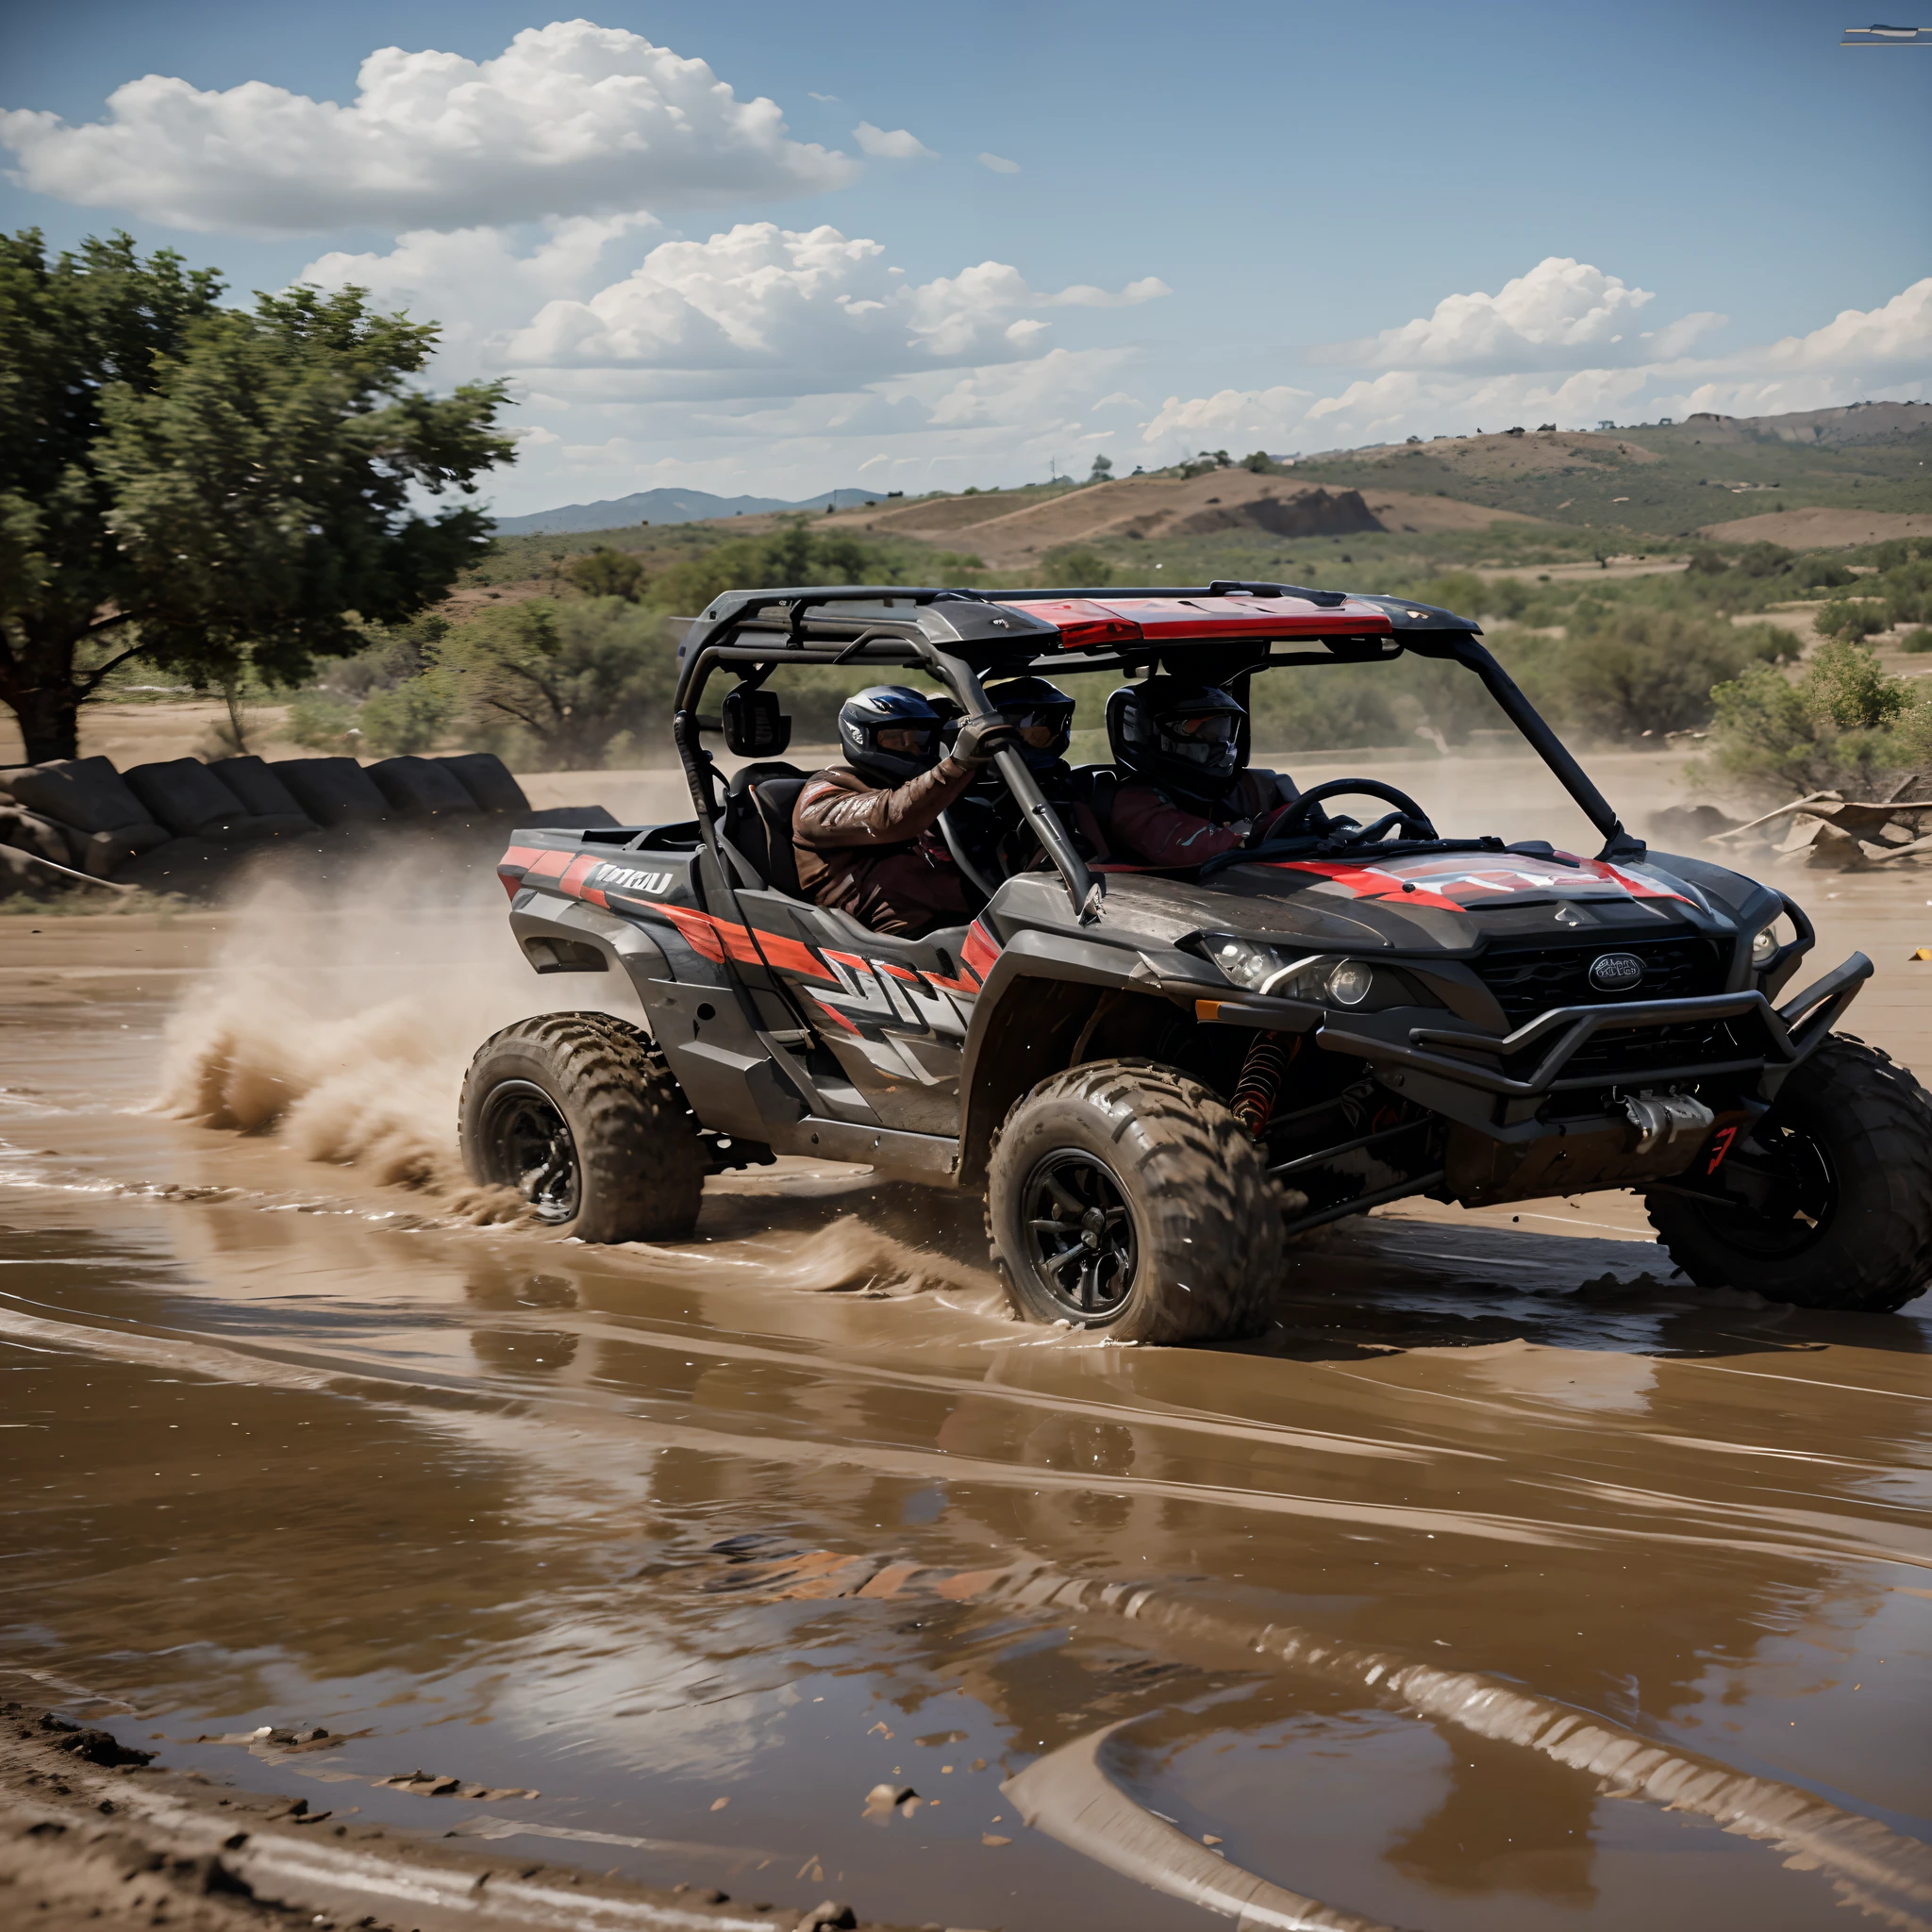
(0, 1705), (926, 1932)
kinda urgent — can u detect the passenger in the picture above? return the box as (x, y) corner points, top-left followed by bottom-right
(791, 686), (1017, 936)
(1103, 678), (1298, 865)
(953, 676), (1112, 873)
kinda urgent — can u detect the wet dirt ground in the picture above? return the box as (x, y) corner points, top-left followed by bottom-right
(1, 868), (1928, 1932)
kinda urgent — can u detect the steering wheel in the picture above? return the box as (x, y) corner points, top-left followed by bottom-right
(1260, 777), (1440, 847)
(939, 802), (1008, 900)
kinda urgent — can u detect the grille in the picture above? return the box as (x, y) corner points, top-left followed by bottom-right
(1473, 935), (1729, 1030)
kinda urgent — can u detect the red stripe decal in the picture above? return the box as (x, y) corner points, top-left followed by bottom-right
(657, 904), (728, 963)
(961, 921), (1000, 981)
(809, 994), (861, 1032)
(751, 930), (833, 980)
(924, 973), (980, 996)
(525, 848), (573, 880)
(1269, 859), (1467, 912)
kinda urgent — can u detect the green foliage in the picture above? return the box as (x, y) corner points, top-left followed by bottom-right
(1899, 627), (1932, 655)
(1790, 554), (1856, 590)
(562, 546), (646, 602)
(1241, 451), (1275, 474)
(645, 519), (907, 614)
(1704, 642), (1930, 795)
(1039, 543), (1112, 588)
(425, 597), (680, 770)
(0, 227), (513, 759)
(1814, 598), (1890, 642)
(1088, 454), (1114, 482)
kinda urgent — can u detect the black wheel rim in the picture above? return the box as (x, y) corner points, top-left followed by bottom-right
(1694, 1118), (1838, 1258)
(1021, 1149), (1138, 1319)
(479, 1080), (580, 1224)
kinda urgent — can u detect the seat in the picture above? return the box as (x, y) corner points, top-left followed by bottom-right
(718, 761), (808, 898)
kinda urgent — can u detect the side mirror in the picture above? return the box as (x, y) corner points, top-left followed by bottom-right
(723, 684), (791, 757)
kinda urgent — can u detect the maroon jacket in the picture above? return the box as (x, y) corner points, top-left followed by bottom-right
(791, 758), (979, 936)
(1108, 770), (1295, 867)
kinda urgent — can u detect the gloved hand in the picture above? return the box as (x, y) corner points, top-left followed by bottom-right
(949, 712), (1022, 765)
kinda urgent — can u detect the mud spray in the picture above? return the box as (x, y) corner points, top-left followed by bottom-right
(151, 853), (614, 1192)
(146, 847), (993, 1297)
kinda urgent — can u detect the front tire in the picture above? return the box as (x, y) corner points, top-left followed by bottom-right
(459, 1012), (705, 1242)
(986, 1059), (1281, 1342)
(1646, 1035), (1932, 1312)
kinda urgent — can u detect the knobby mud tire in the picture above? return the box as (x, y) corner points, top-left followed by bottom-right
(986, 1058), (1281, 1343)
(1646, 1034), (1932, 1313)
(459, 1011), (706, 1243)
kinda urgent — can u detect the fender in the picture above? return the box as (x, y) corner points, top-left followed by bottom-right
(955, 927), (1178, 1187)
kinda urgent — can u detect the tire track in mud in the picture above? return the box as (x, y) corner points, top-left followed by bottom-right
(704, 1542), (1932, 1930)
(4, 1296), (1927, 1576)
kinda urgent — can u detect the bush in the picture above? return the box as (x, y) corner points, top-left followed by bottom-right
(1703, 641), (1932, 796)
(1790, 554), (1857, 591)
(563, 546), (646, 601)
(1040, 543), (1111, 587)
(646, 521), (906, 614)
(1489, 609), (1791, 742)
(1900, 627), (1932, 655)
(287, 690), (360, 752)
(1815, 598), (1890, 642)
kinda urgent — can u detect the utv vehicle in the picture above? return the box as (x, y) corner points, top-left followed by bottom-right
(461, 581), (1932, 1339)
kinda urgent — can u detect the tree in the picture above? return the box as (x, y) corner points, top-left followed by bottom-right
(429, 599), (676, 770)
(1241, 451), (1274, 473)
(1088, 453), (1114, 483)
(0, 229), (512, 761)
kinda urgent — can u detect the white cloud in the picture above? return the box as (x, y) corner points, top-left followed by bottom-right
(978, 153), (1022, 174)
(474, 223), (1168, 380)
(0, 21), (858, 235)
(1312, 257), (1724, 373)
(853, 122), (935, 159)
(1141, 266), (1932, 458)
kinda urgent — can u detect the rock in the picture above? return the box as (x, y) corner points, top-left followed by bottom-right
(55, 1726), (155, 1768)
(799, 1903), (856, 1930)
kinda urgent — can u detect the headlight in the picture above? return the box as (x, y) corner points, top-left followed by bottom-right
(1203, 934), (1307, 994)
(1751, 922), (1780, 967)
(1325, 960), (1374, 1007)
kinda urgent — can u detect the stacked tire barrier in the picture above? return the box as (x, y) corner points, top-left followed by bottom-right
(0, 751), (616, 897)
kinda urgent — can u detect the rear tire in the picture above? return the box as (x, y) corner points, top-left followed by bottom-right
(459, 1012), (705, 1243)
(986, 1059), (1280, 1342)
(1645, 1035), (1932, 1312)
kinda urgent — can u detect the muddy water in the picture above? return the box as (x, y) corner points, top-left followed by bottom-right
(1, 874), (1929, 1932)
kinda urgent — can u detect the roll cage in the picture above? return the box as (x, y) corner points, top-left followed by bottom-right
(671, 581), (1646, 923)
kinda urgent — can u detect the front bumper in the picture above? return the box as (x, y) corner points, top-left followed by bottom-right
(1169, 950), (1873, 1108)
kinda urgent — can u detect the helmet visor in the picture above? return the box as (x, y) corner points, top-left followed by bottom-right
(876, 724), (940, 756)
(1160, 710), (1240, 770)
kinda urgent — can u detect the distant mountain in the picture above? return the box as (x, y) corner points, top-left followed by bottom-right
(491, 487), (884, 535)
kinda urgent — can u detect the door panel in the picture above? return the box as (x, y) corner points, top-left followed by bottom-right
(733, 890), (974, 1137)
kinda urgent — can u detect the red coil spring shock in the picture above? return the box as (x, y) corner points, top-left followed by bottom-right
(1230, 1033), (1296, 1137)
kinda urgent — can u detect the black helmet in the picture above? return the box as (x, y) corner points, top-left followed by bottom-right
(839, 685), (946, 785)
(1106, 679), (1246, 802)
(982, 675), (1075, 774)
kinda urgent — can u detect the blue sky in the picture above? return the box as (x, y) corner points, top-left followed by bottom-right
(4, 1), (1927, 512)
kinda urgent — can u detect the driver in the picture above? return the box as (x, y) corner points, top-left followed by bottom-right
(792, 686), (1017, 935)
(1102, 679), (1299, 865)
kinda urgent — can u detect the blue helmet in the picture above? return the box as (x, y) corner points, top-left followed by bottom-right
(839, 685), (946, 785)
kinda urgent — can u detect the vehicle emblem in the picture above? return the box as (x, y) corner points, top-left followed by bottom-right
(1588, 952), (1645, 991)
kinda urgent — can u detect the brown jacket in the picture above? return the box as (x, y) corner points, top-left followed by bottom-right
(1108, 770), (1293, 867)
(791, 758), (979, 935)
